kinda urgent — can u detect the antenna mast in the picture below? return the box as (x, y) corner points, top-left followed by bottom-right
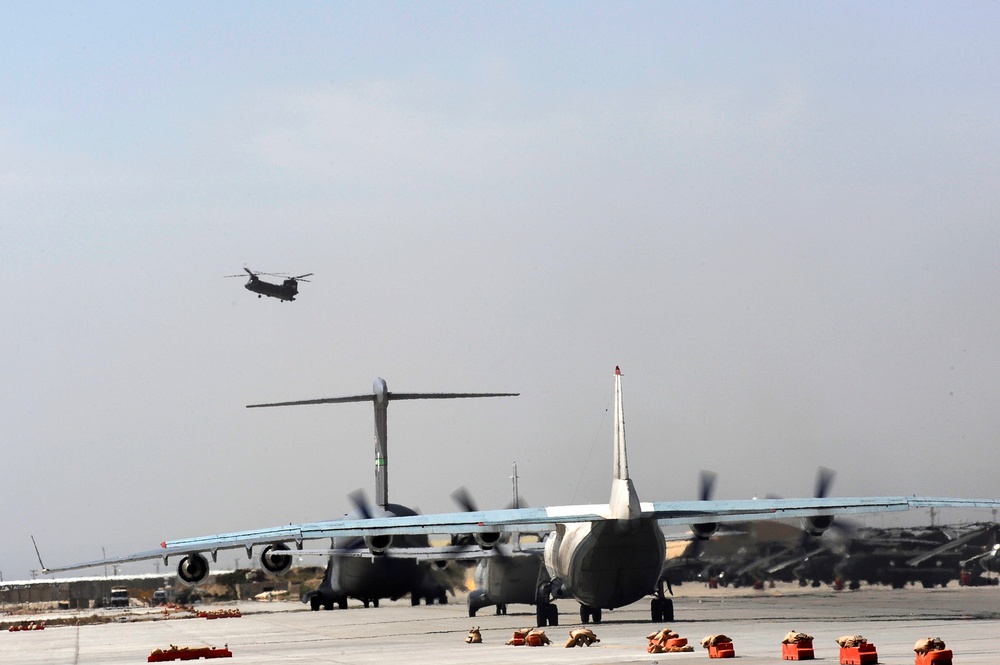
(510, 462), (519, 509)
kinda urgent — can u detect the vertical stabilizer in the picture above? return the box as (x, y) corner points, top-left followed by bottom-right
(609, 366), (642, 520)
(247, 379), (518, 510)
(613, 366), (628, 480)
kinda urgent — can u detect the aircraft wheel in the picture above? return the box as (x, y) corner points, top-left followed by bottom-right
(310, 596), (321, 612)
(338, 598), (348, 610)
(469, 606), (477, 618)
(411, 595), (421, 606)
(650, 599), (662, 622)
(497, 604), (507, 616)
(324, 600), (334, 611)
(580, 605), (591, 624)
(591, 607), (602, 623)
(363, 600), (371, 608)
(438, 589), (448, 605)
(661, 598), (673, 621)
(373, 598), (379, 608)
(546, 603), (559, 626)
(535, 605), (547, 627)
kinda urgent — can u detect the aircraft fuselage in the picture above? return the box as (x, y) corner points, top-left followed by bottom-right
(545, 517), (666, 610)
(473, 553), (543, 606)
(311, 503), (446, 608)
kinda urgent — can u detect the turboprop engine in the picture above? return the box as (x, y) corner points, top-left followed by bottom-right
(260, 543), (293, 576)
(690, 472), (719, 540)
(473, 531), (503, 550)
(802, 514), (835, 537)
(801, 468), (837, 537)
(449, 487), (504, 550)
(364, 534), (393, 555)
(177, 553), (211, 586)
(690, 522), (719, 540)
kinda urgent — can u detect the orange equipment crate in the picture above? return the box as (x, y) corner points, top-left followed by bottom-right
(708, 641), (736, 658)
(840, 643), (878, 665)
(666, 637), (688, 648)
(915, 650), (953, 665)
(783, 640), (815, 660)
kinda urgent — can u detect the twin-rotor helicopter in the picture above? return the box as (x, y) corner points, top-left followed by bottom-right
(225, 268), (313, 302)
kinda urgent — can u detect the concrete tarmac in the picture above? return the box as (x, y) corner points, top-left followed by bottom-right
(2, 584), (998, 664)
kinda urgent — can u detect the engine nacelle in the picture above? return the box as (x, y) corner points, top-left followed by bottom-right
(364, 534), (393, 555)
(802, 514), (834, 537)
(260, 543), (293, 576)
(690, 522), (718, 540)
(177, 553), (211, 586)
(473, 531), (502, 550)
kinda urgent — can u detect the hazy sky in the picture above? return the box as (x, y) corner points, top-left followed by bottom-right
(3, 2), (999, 580)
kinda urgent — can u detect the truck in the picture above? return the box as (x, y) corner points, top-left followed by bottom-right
(108, 587), (130, 608)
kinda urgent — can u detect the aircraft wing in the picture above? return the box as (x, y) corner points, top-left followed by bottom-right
(906, 524), (997, 566)
(646, 496), (1000, 526)
(41, 496), (1000, 574)
(284, 541), (546, 561)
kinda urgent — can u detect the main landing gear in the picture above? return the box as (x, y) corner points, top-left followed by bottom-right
(310, 595), (348, 611)
(535, 602), (558, 627)
(650, 577), (674, 622)
(579, 604), (602, 624)
(534, 581), (559, 627)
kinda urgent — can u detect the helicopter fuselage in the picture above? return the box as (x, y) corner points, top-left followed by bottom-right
(245, 277), (298, 301)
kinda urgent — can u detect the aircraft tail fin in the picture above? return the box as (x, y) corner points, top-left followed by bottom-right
(609, 366), (641, 520)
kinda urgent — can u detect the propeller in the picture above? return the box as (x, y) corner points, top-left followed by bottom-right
(450, 487), (479, 514)
(814, 466), (835, 499)
(348, 489), (376, 520)
(685, 470), (719, 559)
(449, 486), (529, 551)
(800, 467), (857, 550)
(699, 470), (717, 502)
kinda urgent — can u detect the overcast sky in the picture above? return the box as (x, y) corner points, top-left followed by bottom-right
(3, 2), (999, 580)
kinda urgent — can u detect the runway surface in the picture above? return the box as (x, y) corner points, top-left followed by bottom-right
(3, 584), (998, 664)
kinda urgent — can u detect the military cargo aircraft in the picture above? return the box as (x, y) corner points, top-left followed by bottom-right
(245, 377), (518, 610)
(39, 367), (1000, 626)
